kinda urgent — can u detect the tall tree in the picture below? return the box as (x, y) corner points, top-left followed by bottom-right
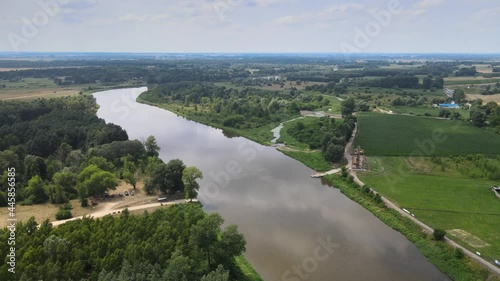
(144, 135), (160, 157)
(182, 167), (203, 201)
(190, 213), (224, 266)
(25, 176), (48, 204)
(122, 159), (138, 189)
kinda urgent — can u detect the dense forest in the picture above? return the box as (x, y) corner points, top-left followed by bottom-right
(0, 96), (133, 206)
(0, 204), (247, 281)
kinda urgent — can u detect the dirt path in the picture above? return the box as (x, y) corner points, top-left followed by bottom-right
(50, 199), (188, 227)
(341, 119), (500, 275)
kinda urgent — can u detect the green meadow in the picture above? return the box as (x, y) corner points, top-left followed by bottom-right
(359, 157), (500, 265)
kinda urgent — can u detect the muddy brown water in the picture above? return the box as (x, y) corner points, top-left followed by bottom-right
(94, 88), (449, 281)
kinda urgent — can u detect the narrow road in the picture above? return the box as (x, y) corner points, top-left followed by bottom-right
(50, 199), (188, 227)
(342, 119), (500, 275)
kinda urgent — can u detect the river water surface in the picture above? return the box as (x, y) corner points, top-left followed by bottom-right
(94, 88), (449, 281)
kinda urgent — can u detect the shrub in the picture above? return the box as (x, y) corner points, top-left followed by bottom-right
(60, 203), (73, 210)
(453, 248), (464, 259)
(433, 229), (446, 241)
(55, 210), (73, 220)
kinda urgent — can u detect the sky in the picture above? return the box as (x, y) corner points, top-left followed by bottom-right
(0, 0), (499, 53)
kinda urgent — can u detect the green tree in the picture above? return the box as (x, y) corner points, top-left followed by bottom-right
(182, 166), (203, 201)
(470, 110), (487, 128)
(190, 213), (224, 266)
(87, 156), (115, 172)
(25, 176), (48, 204)
(325, 144), (344, 163)
(164, 253), (194, 281)
(122, 159), (138, 189)
(453, 89), (465, 102)
(216, 225), (246, 266)
(144, 135), (160, 157)
(333, 84), (348, 95)
(53, 171), (77, 195)
(433, 229), (446, 241)
(340, 97), (355, 117)
(78, 165), (117, 197)
(439, 109), (451, 119)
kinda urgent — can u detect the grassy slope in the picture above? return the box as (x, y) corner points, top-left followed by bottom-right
(359, 157), (500, 265)
(234, 256), (264, 281)
(355, 113), (500, 156)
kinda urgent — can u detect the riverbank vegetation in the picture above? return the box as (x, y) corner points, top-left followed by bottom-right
(139, 82), (331, 144)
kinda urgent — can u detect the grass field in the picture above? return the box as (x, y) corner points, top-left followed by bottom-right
(444, 77), (500, 86)
(355, 113), (500, 156)
(278, 149), (332, 172)
(359, 157), (500, 263)
(0, 77), (143, 101)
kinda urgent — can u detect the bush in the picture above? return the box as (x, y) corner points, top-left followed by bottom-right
(433, 229), (446, 241)
(55, 210), (73, 220)
(453, 248), (464, 259)
(60, 203), (73, 210)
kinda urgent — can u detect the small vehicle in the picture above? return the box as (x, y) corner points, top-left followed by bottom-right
(119, 193), (123, 197)
(130, 191), (135, 196)
(124, 191), (129, 196)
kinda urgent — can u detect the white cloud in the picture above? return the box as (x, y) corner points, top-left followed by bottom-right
(119, 13), (169, 23)
(415, 0), (445, 9)
(407, 0), (445, 15)
(250, 0), (296, 7)
(273, 13), (311, 25)
(320, 3), (365, 20)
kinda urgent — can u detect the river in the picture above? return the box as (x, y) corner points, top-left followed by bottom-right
(94, 88), (449, 281)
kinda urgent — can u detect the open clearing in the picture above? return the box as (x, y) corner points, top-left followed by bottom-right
(0, 180), (180, 228)
(355, 113), (500, 156)
(0, 88), (79, 100)
(359, 156), (500, 261)
(448, 229), (490, 248)
(466, 93), (500, 103)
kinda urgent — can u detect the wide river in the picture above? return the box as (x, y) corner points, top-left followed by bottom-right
(94, 88), (449, 281)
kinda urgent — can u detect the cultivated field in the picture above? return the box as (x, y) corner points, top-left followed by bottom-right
(359, 157), (500, 262)
(355, 113), (500, 156)
(0, 77), (142, 100)
(466, 93), (500, 103)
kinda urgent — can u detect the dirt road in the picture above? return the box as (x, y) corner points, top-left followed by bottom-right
(50, 199), (187, 227)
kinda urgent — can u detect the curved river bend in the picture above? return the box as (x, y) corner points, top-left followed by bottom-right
(94, 88), (449, 281)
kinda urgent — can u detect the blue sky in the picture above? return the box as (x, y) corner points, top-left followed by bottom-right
(0, 0), (499, 53)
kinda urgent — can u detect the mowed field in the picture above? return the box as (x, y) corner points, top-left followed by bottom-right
(359, 157), (500, 262)
(0, 77), (78, 100)
(355, 113), (500, 156)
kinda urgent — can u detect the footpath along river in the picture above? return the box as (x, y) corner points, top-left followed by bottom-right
(94, 88), (449, 281)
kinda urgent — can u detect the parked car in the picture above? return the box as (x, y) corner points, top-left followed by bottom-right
(130, 191), (135, 196)
(119, 193), (123, 197)
(124, 191), (129, 196)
